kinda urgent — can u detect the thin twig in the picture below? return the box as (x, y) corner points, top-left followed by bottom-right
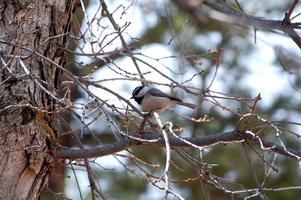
(153, 112), (171, 199)
(100, 0), (146, 85)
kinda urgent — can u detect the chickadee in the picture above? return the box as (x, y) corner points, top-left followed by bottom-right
(131, 85), (197, 112)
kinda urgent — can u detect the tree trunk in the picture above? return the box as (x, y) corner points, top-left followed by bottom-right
(0, 1), (74, 199)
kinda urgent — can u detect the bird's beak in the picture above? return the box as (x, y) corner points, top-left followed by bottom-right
(130, 96), (134, 99)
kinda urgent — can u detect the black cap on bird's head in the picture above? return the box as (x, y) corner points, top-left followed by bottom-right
(131, 85), (145, 99)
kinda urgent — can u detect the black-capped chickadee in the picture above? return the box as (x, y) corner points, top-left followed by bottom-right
(131, 85), (197, 112)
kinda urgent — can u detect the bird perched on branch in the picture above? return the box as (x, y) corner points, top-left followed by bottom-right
(131, 85), (197, 112)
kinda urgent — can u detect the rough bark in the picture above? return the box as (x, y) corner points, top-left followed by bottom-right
(0, 1), (74, 199)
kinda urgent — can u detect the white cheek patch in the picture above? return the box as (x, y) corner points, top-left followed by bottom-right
(136, 86), (149, 97)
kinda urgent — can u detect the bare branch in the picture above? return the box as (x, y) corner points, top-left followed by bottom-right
(100, 0), (146, 85)
(56, 130), (301, 160)
(172, 0), (301, 49)
(283, 0), (299, 24)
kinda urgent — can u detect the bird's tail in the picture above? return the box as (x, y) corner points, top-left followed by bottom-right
(176, 101), (198, 109)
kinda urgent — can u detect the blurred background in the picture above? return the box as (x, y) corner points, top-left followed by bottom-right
(43, 0), (301, 199)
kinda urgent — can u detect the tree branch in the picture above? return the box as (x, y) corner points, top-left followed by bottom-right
(172, 0), (301, 49)
(56, 130), (301, 160)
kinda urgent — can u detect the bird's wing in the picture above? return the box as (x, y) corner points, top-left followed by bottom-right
(147, 88), (182, 102)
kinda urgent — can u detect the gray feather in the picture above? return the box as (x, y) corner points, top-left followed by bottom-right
(147, 88), (181, 102)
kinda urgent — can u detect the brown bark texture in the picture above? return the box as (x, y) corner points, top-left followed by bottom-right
(0, 1), (73, 199)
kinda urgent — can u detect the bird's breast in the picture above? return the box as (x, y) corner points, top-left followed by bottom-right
(141, 94), (176, 112)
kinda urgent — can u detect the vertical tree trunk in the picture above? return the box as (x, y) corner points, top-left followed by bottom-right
(0, 1), (74, 199)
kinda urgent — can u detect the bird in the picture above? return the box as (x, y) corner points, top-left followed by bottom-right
(131, 85), (197, 112)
